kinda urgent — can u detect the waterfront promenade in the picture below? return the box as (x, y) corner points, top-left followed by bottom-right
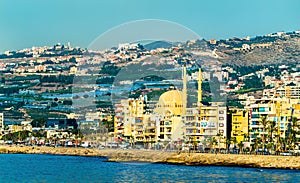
(1, 145), (299, 170)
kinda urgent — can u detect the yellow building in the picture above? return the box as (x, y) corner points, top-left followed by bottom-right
(230, 109), (249, 143)
(114, 96), (146, 143)
(248, 97), (300, 146)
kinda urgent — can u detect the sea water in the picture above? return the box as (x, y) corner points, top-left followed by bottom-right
(0, 154), (299, 183)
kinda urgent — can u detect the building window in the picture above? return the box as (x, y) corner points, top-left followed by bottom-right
(219, 130), (224, 133)
(219, 110), (224, 114)
(219, 117), (224, 120)
(219, 123), (224, 127)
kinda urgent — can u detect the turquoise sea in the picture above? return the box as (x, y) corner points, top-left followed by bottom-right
(0, 154), (299, 183)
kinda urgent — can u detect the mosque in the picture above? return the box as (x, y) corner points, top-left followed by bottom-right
(114, 65), (228, 149)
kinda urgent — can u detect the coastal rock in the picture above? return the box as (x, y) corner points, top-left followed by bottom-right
(1, 146), (300, 170)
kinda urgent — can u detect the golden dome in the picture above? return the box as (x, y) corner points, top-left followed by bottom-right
(154, 90), (183, 115)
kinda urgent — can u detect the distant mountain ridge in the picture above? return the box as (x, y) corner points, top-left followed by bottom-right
(144, 41), (180, 50)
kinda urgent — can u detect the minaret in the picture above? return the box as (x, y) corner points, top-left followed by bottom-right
(182, 65), (187, 115)
(198, 68), (202, 106)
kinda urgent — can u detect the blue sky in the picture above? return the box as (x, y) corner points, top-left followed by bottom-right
(0, 0), (299, 52)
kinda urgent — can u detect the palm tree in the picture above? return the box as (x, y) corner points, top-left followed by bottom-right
(225, 138), (231, 153)
(207, 136), (217, 153)
(216, 133), (223, 152)
(267, 121), (277, 152)
(231, 137), (237, 149)
(237, 141), (244, 154)
(260, 116), (271, 151)
(266, 142), (274, 154)
(243, 133), (250, 142)
(289, 117), (299, 150)
(253, 138), (261, 154)
(274, 134), (281, 152)
(212, 137), (218, 154)
(280, 137), (288, 151)
(268, 121), (276, 143)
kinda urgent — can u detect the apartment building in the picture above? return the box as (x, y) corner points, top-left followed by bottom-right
(247, 98), (300, 145)
(230, 109), (249, 143)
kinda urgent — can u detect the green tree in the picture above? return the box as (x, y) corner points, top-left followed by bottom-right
(51, 102), (58, 107)
(1, 131), (30, 142)
(31, 118), (47, 127)
(1, 77), (5, 84)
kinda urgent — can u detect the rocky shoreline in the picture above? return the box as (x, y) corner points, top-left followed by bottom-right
(1, 145), (300, 170)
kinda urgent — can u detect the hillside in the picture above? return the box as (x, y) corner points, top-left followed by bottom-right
(185, 31), (300, 66)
